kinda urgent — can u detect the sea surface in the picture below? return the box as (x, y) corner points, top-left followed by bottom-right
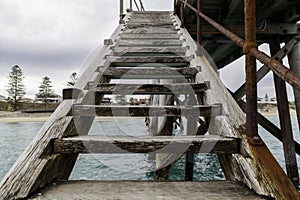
(0, 116), (299, 182)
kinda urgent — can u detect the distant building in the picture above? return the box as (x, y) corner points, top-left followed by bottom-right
(35, 94), (62, 103)
(19, 97), (34, 103)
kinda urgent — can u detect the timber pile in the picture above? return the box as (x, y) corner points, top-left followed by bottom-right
(0, 11), (299, 200)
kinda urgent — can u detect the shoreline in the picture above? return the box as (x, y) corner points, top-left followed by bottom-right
(0, 109), (296, 123)
(0, 111), (147, 123)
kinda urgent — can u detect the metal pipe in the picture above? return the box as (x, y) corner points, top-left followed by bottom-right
(139, 0), (145, 11)
(180, 1), (185, 28)
(119, 0), (124, 23)
(197, 0), (202, 56)
(179, 0), (300, 90)
(134, 0), (140, 11)
(244, 0), (262, 144)
(130, 0), (133, 10)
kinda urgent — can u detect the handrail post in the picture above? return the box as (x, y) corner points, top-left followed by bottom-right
(130, 0), (133, 10)
(244, 0), (262, 145)
(180, 1), (185, 28)
(196, 0), (202, 56)
(119, 0), (124, 24)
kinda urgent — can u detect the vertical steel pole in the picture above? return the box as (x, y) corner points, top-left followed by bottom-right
(244, 0), (262, 145)
(130, 0), (133, 10)
(180, 1), (185, 28)
(196, 0), (202, 56)
(119, 0), (124, 23)
(270, 38), (300, 186)
(174, 0), (177, 15)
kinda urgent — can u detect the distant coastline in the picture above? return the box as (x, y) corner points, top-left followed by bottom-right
(0, 103), (297, 123)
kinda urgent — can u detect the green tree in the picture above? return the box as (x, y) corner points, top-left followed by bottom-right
(66, 72), (78, 87)
(6, 65), (26, 111)
(36, 76), (55, 109)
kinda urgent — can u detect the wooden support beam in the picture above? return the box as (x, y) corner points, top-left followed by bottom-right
(100, 67), (199, 79)
(53, 135), (240, 154)
(71, 104), (222, 117)
(270, 38), (299, 185)
(93, 83), (208, 95)
(185, 95), (198, 181)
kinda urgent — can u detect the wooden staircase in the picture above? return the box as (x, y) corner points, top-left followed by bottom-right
(0, 11), (299, 200)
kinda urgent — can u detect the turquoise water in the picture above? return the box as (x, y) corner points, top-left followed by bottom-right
(0, 116), (298, 182)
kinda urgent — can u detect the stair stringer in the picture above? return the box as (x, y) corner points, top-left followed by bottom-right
(173, 14), (300, 200)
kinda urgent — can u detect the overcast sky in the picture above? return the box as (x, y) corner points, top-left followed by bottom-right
(0, 0), (295, 100)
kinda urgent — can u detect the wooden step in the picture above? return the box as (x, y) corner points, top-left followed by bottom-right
(120, 33), (180, 40)
(117, 40), (183, 47)
(53, 135), (240, 154)
(122, 27), (179, 34)
(71, 104), (222, 117)
(92, 83), (208, 94)
(112, 47), (187, 56)
(100, 67), (198, 79)
(28, 181), (265, 200)
(108, 56), (191, 67)
(127, 19), (175, 24)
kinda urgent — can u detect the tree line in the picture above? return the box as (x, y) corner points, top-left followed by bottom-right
(6, 65), (77, 111)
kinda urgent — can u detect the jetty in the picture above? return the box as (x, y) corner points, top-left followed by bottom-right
(1, 0), (300, 199)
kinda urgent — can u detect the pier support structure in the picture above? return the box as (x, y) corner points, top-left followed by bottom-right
(288, 38), (300, 132)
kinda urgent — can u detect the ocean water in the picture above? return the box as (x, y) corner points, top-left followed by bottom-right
(0, 116), (298, 182)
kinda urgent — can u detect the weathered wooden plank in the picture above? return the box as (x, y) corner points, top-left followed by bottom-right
(53, 135), (240, 154)
(112, 47), (187, 56)
(116, 40), (183, 47)
(100, 67), (198, 79)
(29, 181), (266, 200)
(122, 27), (179, 34)
(108, 55), (191, 66)
(93, 83), (208, 94)
(71, 104), (222, 117)
(120, 33), (180, 39)
(126, 22), (175, 27)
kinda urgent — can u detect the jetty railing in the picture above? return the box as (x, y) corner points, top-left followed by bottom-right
(120, 0), (145, 22)
(175, 0), (300, 185)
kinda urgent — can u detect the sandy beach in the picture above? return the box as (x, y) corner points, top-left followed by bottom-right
(0, 111), (147, 123)
(0, 104), (296, 123)
(0, 111), (52, 123)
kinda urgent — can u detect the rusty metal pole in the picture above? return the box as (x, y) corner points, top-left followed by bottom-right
(244, 0), (262, 145)
(180, 1), (185, 28)
(270, 38), (299, 186)
(130, 0), (133, 10)
(119, 0), (124, 24)
(174, 0), (177, 15)
(196, 0), (202, 56)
